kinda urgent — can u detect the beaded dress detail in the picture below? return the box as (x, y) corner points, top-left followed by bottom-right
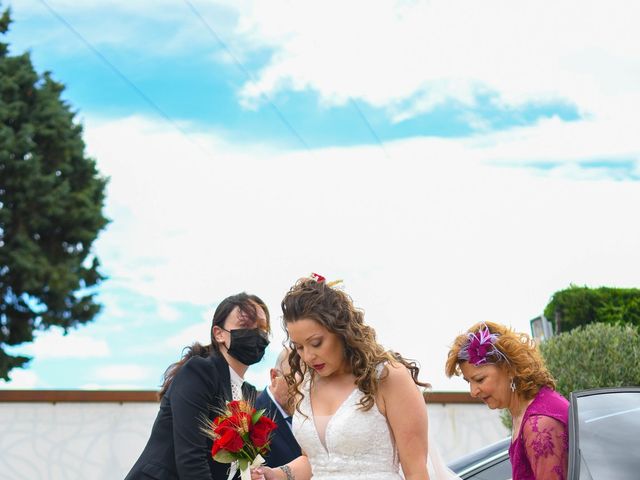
(292, 366), (402, 480)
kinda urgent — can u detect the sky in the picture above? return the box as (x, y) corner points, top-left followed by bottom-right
(2, 0), (640, 392)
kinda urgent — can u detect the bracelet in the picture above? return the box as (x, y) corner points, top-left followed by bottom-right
(279, 464), (295, 480)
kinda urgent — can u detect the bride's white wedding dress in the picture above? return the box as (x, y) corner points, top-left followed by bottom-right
(292, 368), (461, 480)
(293, 378), (402, 480)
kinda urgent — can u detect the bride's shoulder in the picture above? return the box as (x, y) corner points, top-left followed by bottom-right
(377, 360), (414, 388)
(376, 360), (411, 380)
(375, 360), (423, 416)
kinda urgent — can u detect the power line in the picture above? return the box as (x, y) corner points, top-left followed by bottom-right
(36, 0), (216, 160)
(183, 0), (390, 160)
(182, 0), (314, 154)
(40, 0), (388, 160)
(349, 99), (390, 159)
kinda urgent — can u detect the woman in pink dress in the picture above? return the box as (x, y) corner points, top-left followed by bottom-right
(445, 322), (569, 480)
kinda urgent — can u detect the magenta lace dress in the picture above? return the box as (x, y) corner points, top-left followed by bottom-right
(509, 386), (569, 480)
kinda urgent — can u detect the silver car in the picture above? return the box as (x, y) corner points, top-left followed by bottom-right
(448, 387), (640, 480)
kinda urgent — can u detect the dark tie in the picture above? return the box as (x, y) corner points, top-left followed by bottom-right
(285, 415), (292, 426)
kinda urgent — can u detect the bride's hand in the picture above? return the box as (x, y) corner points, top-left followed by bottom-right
(250, 466), (265, 480)
(250, 466), (280, 480)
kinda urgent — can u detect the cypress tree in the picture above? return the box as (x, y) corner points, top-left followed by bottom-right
(0, 5), (109, 380)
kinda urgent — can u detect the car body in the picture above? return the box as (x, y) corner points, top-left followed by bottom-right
(447, 437), (510, 479)
(448, 386), (640, 480)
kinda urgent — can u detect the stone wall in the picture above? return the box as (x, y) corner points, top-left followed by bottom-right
(0, 392), (507, 479)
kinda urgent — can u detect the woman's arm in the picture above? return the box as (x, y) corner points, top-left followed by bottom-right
(522, 415), (568, 480)
(170, 357), (218, 479)
(380, 363), (430, 480)
(251, 455), (312, 480)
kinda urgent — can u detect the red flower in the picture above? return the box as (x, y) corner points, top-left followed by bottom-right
(207, 400), (278, 465)
(214, 411), (252, 435)
(250, 415), (277, 448)
(211, 427), (244, 456)
(227, 400), (245, 415)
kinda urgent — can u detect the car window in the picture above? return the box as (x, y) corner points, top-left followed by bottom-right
(574, 390), (640, 480)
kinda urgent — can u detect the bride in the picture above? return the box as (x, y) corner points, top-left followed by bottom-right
(252, 275), (459, 480)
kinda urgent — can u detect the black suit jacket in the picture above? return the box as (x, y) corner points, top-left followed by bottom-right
(125, 353), (256, 480)
(254, 389), (301, 467)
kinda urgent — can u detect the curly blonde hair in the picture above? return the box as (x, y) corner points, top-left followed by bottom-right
(445, 321), (556, 399)
(281, 278), (429, 413)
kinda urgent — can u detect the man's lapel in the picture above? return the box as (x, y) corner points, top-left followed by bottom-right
(267, 394), (298, 446)
(242, 382), (256, 405)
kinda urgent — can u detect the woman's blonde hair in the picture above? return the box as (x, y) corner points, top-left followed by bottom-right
(281, 277), (429, 413)
(445, 321), (556, 399)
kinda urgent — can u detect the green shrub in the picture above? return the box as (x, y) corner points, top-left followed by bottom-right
(544, 285), (640, 332)
(499, 409), (512, 431)
(540, 322), (640, 398)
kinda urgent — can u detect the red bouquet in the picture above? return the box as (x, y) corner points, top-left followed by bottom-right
(205, 400), (277, 479)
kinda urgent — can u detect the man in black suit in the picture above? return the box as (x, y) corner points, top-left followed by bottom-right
(255, 348), (301, 467)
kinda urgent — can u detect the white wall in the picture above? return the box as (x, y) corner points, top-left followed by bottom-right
(0, 401), (507, 479)
(427, 402), (508, 460)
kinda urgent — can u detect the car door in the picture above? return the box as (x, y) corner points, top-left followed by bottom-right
(568, 386), (640, 480)
(448, 438), (512, 480)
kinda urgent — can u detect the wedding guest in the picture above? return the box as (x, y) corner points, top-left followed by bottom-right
(445, 321), (569, 480)
(252, 274), (455, 480)
(125, 292), (270, 480)
(254, 348), (302, 467)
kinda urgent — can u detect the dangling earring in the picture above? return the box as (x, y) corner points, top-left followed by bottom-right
(510, 378), (516, 392)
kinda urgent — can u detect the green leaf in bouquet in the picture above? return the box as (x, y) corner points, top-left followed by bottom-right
(238, 458), (249, 471)
(213, 450), (237, 463)
(252, 409), (266, 424)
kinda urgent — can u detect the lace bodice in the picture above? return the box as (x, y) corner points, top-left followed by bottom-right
(292, 377), (402, 480)
(509, 387), (569, 480)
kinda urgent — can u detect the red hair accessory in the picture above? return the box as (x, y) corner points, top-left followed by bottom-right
(310, 273), (344, 288)
(310, 273), (326, 282)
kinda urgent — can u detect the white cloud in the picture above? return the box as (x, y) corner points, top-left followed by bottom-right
(164, 315), (213, 352)
(467, 115), (640, 166)
(0, 369), (39, 389)
(11, 0), (640, 393)
(231, 0), (640, 122)
(157, 302), (182, 323)
(81, 114), (640, 390)
(94, 364), (153, 382)
(15, 0), (640, 124)
(18, 330), (110, 359)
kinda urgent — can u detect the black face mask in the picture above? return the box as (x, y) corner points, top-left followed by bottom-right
(223, 328), (270, 365)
